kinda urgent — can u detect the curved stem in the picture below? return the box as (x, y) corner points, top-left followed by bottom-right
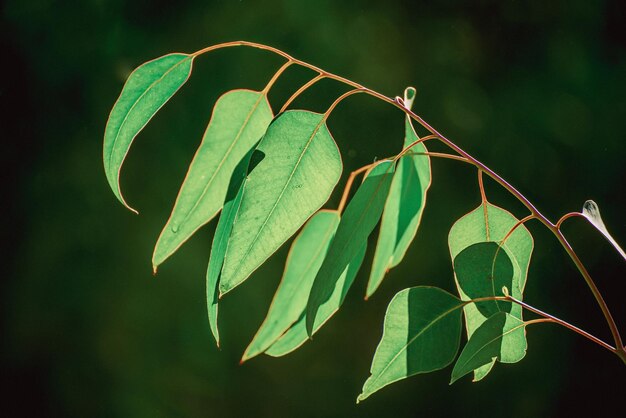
(336, 163), (377, 213)
(262, 60), (293, 94)
(396, 135), (440, 160)
(478, 169), (487, 204)
(556, 211), (585, 230)
(405, 151), (470, 164)
(323, 89), (367, 120)
(190, 40), (624, 358)
(280, 73), (325, 113)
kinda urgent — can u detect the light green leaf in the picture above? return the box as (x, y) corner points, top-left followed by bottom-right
(242, 210), (340, 362)
(450, 312), (528, 384)
(103, 53), (194, 212)
(220, 111), (343, 294)
(264, 243), (367, 358)
(454, 242), (515, 318)
(448, 202), (533, 380)
(582, 200), (626, 261)
(205, 148), (257, 346)
(152, 89), (273, 269)
(306, 160), (395, 335)
(357, 287), (464, 403)
(367, 88), (431, 298)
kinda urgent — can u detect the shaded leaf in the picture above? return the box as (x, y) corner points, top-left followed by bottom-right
(448, 202), (533, 380)
(306, 160), (395, 334)
(582, 200), (626, 261)
(357, 287), (464, 402)
(153, 89), (273, 269)
(104, 53), (194, 212)
(242, 210), (340, 361)
(450, 312), (527, 384)
(264, 243), (367, 357)
(454, 242), (515, 317)
(205, 147), (257, 346)
(367, 87), (431, 298)
(219, 111), (343, 294)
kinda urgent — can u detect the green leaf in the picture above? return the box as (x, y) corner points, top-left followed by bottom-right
(306, 160), (395, 335)
(367, 88), (431, 298)
(264, 243), (367, 358)
(448, 202), (533, 381)
(453, 242), (515, 318)
(357, 287), (464, 403)
(103, 53), (194, 212)
(219, 111), (343, 294)
(205, 147), (258, 346)
(152, 89), (273, 269)
(242, 210), (340, 362)
(450, 312), (528, 384)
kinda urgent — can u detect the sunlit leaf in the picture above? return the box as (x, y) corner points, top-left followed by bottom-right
(220, 111), (343, 294)
(152, 89), (273, 269)
(242, 210), (340, 362)
(357, 287), (464, 403)
(454, 242), (515, 318)
(450, 312), (527, 384)
(448, 202), (533, 380)
(582, 200), (626, 261)
(103, 53), (194, 212)
(306, 160), (395, 335)
(205, 148), (257, 346)
(264, 243), (367, 358)
(367, 87), (431, 298)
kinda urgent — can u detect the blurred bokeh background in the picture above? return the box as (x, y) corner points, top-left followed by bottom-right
(2, 0), (625, 416)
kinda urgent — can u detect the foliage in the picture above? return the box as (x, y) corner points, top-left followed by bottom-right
(103, 41), (626, 403)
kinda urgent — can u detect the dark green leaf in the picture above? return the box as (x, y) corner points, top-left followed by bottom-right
(357, 287), (464, 402)
(306, 160), (395, 335)
(153, 89), (273, 269)
(103, 53), (194, 212)
(219, 111), (343, 294)
(450, 312), (527, 384)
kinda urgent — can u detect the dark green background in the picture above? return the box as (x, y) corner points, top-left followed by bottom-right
(2, 1), (625, 416)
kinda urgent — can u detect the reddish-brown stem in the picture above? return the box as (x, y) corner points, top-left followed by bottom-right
(396, 135), (440, 159)
(478, 169), (487, 204)
(262, 60), (293, 94)
(556, 211), (585, 230)
(336, 163), (378, 213)
(405, 151), (470, 164)
(191, 40), (624, 360)
(280, 73), (325, 113)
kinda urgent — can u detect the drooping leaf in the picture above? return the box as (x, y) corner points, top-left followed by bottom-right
(153, 89), (273, 269)
(454, 242), (515, 317)
(306, 160), (395, 335)
(264, 243), (367, 358)
(448, 202), (533, 380)
(219, 111), (343, 294)
(582, 200), (626, 261)
(367, 87), (431, 299)
(357, 287), (464, 403)
(205, 147), (258, 346)
(242, 210), (340, 362)
(450, 312), (528, 384)
(103, 53), (194, 212)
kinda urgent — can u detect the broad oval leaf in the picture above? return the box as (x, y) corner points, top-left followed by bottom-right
(367, 88), (431, 298)
(103, 53), (194, 212)
(264, 242), (367, 358)
(454, 242), (515, 317)
(357, 286), (464, 403)
(448, 202), (533, 381)
(306, 160), (395, 335)
(450, 312), (528, 384)
(219, 111), (343, 294)
(153, 89), (273, 269)
(242, 210), (341, 362)
(205, 147), (257, 346)
(582, 200), (626, 261)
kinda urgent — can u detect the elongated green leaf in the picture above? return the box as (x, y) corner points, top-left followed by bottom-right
(454, 242), (515, 318)
(265, 243), (367, 357)
(450, 312), (528, 384)
(205, 148), (257, 346)
(448, 202), (533, 381)
(582, 200), (626, 261)
(306, 160), (395, 335)
(357, 287), (464, 403)
(367, 88), (431, 298)
(242, 210), (340, 362)
(104, 53), (194, 212)
(219, 111), (343, 294)
(153, 89), (273, 269)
